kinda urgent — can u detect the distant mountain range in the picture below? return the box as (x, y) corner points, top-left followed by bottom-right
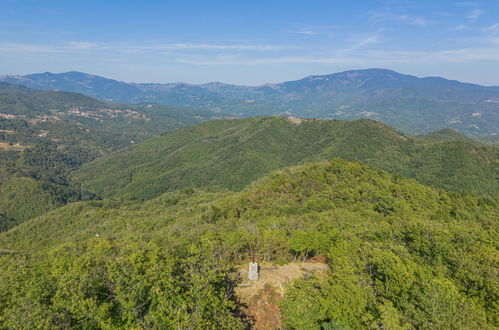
(0, 81), (497, 329)
(2, 69), (499, 137)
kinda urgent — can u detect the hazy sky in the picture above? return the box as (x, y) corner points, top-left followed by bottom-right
(1, 0), (499, 85)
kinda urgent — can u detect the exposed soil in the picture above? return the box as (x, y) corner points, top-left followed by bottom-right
(286, 116), (303, 124)
(236, 262), (328, 329)
(0, 142), (28, 150)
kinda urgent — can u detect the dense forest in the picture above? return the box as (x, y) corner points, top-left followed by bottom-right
(74, 116), (498, 200)
(2, 0), (499, 325)
(0, 82), (497, 329)
(0, 83), (216, 230)
(0, 159), (496, 328)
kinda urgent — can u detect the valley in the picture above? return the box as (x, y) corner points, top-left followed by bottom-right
(2, 0), (499, 327)
(3, 69), (498, 137)
(0, 82), (217, 230)
(0, 72), (497, 329)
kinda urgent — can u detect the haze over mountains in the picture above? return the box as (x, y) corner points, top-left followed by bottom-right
(0, 74), (497, 328)
(2, 68), (499, 137)
(2, 0), (499, 326)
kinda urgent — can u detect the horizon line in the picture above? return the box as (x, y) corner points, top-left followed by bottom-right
(2, 67), (499, 88)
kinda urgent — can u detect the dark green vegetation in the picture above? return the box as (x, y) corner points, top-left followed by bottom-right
(419, 128), (482, 144)
(0, 159), (497, 328)
(0, 82), (217, 139)
(3, 69), (499, 137)
(0, 82), (216, 229)
(0, 78), (497, 328)
(0, 81), (103, 115)
(481, 134), (499, 146)
(74, 117), (498, 200)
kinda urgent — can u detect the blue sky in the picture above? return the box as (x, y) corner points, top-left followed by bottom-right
(1, 0), (499, 85)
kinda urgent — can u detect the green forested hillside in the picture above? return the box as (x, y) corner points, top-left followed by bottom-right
(0, 159), (496, 328)
(0, 82), (105, 115)
(0, 82), (217, 140)
(73, 117), (499, 200)
(0, 83), (497, 329)
(0, 83), (217, 229)
(418, 128), (481, 144)
(0, 177), (86, 226)
(481, 134), (499, 146)
(0, 120), (102, 230)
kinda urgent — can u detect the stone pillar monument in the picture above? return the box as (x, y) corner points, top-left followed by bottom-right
(248, 262), (259, 281)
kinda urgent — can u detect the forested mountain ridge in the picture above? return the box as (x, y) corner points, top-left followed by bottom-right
(0, 81), (106, 116)
(0, 72), (144, 101)
(419, 128), (483, 144)
(0, 81), (218, 138)
(0, 82), (217, 230)
(481, 134), (499, 145)
(0, 159), (496, 328)
(73, 116), (499, 200)
(3, 69), (499, 137)
(0, 75), (497, 329)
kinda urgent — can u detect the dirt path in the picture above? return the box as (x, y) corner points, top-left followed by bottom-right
(236, 262), (328, 329)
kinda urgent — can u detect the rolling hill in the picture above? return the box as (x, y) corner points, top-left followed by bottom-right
(0, 82), (218, 229)
(0, 159), (496, 328)
(0, 81), (218, 139)
(73, 116), (499, 200)
(0, 72), (144, 101)
(3, 69), (498, 137)
(0, 74), (497, 328)
(418, 128), (482, 144)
